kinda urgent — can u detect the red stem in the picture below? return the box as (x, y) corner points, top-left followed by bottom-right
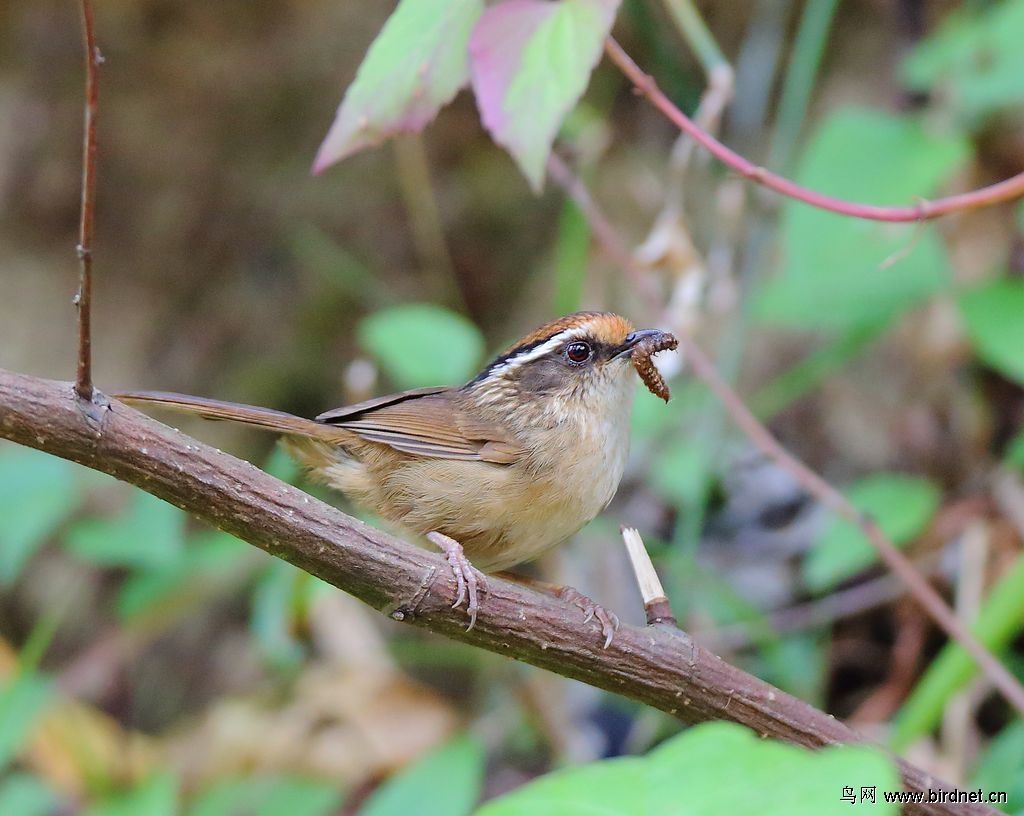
(605, 38), (1024, 222)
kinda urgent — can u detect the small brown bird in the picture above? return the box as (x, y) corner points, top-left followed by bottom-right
(119, 311), (677, 644)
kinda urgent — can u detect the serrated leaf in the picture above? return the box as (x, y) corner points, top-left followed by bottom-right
(358, 304), (484, 389)
(359, 735), (483, 816)
(313, 0), (484, 173)
(479, 722), (899, 815)
(0, 446), (79, 583)
(470, 0), (621, 190)
(65, 491), (185, 570)
(757, 109), (968, 331)
(804, 474), (940, 592)
(958, 279), (1024, 386)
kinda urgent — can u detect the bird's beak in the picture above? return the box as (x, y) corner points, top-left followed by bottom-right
(613, 328), (669, 359)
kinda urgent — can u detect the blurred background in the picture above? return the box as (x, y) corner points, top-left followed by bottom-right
(2, 0), (1024, 813)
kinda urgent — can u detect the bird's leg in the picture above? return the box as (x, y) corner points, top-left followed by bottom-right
(426, 531), (488, 630)
(494, 573), (620, 649)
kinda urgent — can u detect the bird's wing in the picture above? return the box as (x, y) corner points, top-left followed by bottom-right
(317, 388), (524, 465)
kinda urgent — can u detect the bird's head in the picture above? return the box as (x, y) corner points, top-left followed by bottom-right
(464, 312), (675, 423)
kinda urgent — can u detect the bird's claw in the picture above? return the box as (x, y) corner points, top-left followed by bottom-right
(426, 532), (488, 630)
(558, 586), (619, 648)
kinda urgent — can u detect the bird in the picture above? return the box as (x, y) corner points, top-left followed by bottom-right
(117, 311), (677, 645)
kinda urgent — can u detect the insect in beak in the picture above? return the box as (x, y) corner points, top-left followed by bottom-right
(613, 328), (671, 359)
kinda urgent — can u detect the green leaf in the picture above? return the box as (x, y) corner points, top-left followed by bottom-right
(971, 721), (1024, 816)
(0, 774), (59, 816)
(83, 773), (178, 816)
(804, 474), (940, 592)
(251, 560), (305, 668)
(479, 722), (899, 816)
(65, 491), (185, 570)
(958, 279), (1024, 386)
(313, 0), (484, 172)
(757, 109), (968, 331)
(116, 532), (248, 622)
(757, 633), (828, 705)
(650, 436), (713, 509)
(0, 673), (54, 772)
(551, 200), (591, 315)
(358, 304), (485, 389)
(1006, 430), (1024, 473)
(470, 0), (621, 190)
(0, 446), (79, 583)
(359, 735), (483, 816)
(902, 1), (1024, 126)
(189, 775), (343, 816)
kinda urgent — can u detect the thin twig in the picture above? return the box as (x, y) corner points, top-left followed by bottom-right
(679, 339), (1024, 716)
(604, 37), (1024, 222)
(657, 0), (734, 213)
(544, 153), (1024, 717)
(0, 368), (999, 816)
(75, 0), (100, 402)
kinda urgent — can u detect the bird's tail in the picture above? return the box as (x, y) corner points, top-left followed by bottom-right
(116, 390), (341, 442)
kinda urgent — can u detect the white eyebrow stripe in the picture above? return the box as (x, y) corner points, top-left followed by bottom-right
(490, 323), (597, 375)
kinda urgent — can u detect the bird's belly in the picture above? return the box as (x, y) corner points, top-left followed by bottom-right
(462, 426), (630, 571)
(334, 404), (632, 573)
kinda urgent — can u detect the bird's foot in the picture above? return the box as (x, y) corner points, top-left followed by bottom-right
(558, 585), (619, 649)
(426, 531), (488, 630)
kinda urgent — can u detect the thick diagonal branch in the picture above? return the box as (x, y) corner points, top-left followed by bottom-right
(0, 368), (997, 816)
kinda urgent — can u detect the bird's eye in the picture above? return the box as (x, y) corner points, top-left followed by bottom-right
(565, 341), (592, 365)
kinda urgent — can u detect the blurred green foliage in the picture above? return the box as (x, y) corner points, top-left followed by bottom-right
(0, 672), (53, 774)
(0, 448), (79, 583)
(892, 553), (1024, 751)
(971, 721), (1024, 816)
(82, 773), (178, 816)
(3, 0), (1024, 810)
(757, 109), (967, 331)
(1007, 432), (1024, 473)
(0, 441), (349, 811)
(903, 0), (1024, 126)
(479, 721), (899, 815)
(0, 774), (60, 816)
(65, 493), (185, 571)
(803, 474), (941, 593)
(188, 775), (343, 816)
(358, 735), (483, 816)
(959, 279), (1024, 387)
(358, 304), (486, 388)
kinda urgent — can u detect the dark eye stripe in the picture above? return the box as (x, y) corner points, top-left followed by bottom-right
(464, 333), (620, 389)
